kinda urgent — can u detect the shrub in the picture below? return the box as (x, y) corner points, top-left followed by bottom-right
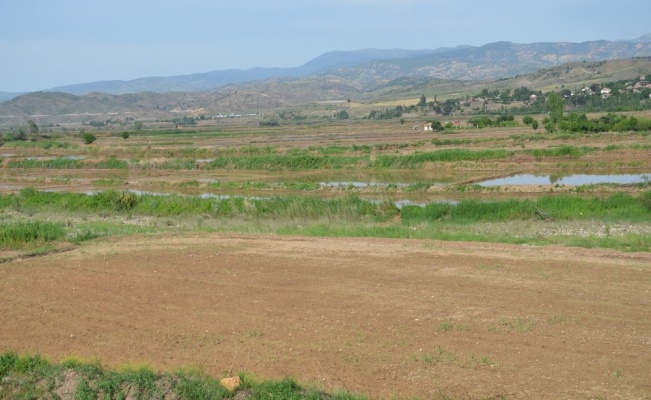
(82, 133), (97, 145)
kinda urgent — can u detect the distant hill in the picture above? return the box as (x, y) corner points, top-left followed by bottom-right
(330, 40), (651, 87)
(46, 48), (437, 96)
(33, 37), (651, 97)
(3, 58), (650, 126)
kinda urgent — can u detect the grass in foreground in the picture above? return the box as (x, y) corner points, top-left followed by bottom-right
(1, 188), (650, 253)
(0, 352), (365, 400)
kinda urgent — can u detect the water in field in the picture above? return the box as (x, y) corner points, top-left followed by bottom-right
(479, 173), (651, 186)
(320, 181), (408, 188)
(76, 189), (454, 209)
(23, 155), (87, 161)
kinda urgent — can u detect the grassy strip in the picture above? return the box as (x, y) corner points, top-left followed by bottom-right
(4, 145), (604, 171)
(205, 153), (361, 170)
(0, 352), (364, 400)
(2, 189), (650, 252)
(5, 188), (651, 222)
(284, 222), (651, 252)
(401, 192), (651, 222)
(525, 145), (596, 159)
(7, 158), (83, 169)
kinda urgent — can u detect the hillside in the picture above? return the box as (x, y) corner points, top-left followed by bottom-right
(36, 36), (651, 97)
(2, 58), (651, 126)
(332, 40), (651, 86)
(46, 49), (437, 96)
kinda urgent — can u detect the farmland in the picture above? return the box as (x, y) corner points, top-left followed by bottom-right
(1, 116), (651, 399)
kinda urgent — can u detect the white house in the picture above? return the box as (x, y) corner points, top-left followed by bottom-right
(601, 88), (611, 98)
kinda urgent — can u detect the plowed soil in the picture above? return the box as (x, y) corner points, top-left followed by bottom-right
(1, 233), (650, 399)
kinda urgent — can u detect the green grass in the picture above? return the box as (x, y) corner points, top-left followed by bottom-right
(2, 189), (650, 252)
(401, 192), (651, 222)
(0, 352), (367, 400)
(0, 221), (65, 249)
(526, 145), (595, 159)
(12, 188), (650, 222)
(374, 149), (514, 168)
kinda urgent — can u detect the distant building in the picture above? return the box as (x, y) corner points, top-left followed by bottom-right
(601, 88), (611, 98)
(424, 122), (433, 131)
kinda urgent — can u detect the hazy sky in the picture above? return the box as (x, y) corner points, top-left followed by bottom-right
(1, 0), (650, 92)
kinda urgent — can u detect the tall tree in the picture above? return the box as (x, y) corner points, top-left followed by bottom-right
(547, 92), (564, 124)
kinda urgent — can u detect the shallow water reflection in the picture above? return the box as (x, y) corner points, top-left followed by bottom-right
(479, 173), (651, 186)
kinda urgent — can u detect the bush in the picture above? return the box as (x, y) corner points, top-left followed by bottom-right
(259, 120), (280, 127)
(82, 133), (96, 145)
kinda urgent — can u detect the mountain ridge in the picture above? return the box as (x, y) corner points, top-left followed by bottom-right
(36, 35), (651, 97)
(3, 58), (651, 127)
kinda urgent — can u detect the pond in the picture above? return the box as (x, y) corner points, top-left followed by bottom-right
(479, 173), (651, 186)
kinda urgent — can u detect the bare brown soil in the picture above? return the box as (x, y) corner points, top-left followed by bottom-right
(1, 233), (650, 399)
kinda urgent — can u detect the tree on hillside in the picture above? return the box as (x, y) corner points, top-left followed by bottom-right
(419, 95), (427, 108)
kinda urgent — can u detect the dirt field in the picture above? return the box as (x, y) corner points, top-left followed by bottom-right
(1, 233), (649, 399)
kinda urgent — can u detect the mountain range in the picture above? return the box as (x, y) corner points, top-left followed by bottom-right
(2, 34), (651, 126)
(21, 34), (651, 96)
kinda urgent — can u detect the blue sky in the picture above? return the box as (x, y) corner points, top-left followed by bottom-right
(1, 0), (650, 92)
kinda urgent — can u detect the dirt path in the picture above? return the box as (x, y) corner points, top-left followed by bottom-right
(1, 233), (650, 399)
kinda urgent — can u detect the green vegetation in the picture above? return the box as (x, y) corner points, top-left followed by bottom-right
(468, 114), (517, 128)
(0, 221), (65, 249)
(556, 112), (651, 133)
(1, 189), (650, 253)
(8, 188), (648, 222)
(366, 106), (405, 120)
(82, 132), (97, 145)
(0, 352), (366, 400)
